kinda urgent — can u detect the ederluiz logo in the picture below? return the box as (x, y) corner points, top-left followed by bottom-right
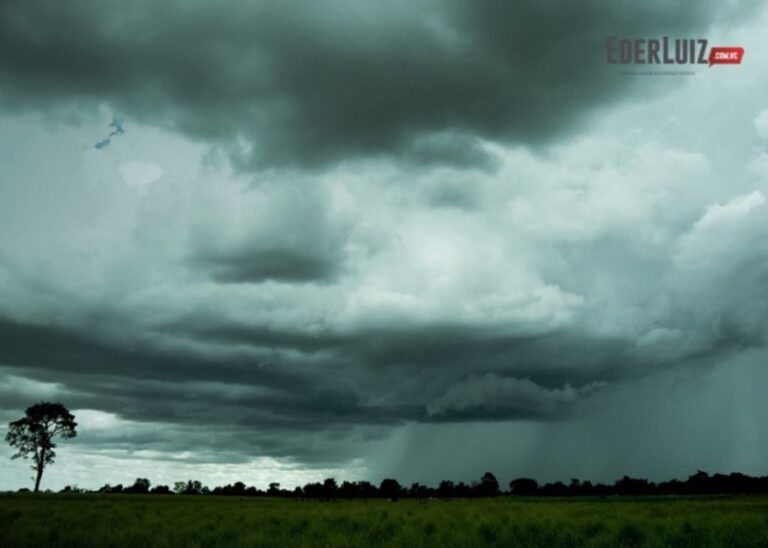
(606, 37), (744, 67)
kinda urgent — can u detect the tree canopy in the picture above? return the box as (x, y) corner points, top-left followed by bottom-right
(5, 402), (77, 492)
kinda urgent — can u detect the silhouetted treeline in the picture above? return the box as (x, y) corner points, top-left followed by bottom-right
(42, 471), (768, 498)
(508, 471), (768, 497)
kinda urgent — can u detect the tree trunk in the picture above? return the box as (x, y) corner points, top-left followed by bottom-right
(34, 464), (44, 493)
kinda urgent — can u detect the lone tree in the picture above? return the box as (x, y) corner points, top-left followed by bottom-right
(5, 402), (77, 492)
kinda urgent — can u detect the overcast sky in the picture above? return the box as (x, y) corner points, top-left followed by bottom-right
(1, 1), (768, 491)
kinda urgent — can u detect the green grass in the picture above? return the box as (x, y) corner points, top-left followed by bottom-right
(2, 493), (768, 547)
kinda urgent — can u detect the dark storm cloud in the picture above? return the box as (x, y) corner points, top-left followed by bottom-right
(3, 300), (754, 428)
(0, 0), (748, 169)
(423, 175), (484, 210)
(135, 303), (768, 426)
(0, 317), (410, 429)
(186, 179), (346, 283)
(425, 374), (604, 421)
(402, 133), (501, 173)
(1, 270), (765, 465)
(169, 317), (636, 386)
(195, 248), (340, 284)
(0, 316), (306, 390)
(0, 316), (583, 429)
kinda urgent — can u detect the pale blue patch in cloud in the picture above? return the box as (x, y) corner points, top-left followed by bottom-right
(94, 117), (125, 150)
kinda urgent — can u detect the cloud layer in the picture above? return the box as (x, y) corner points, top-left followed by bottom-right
(0, 0), (753, 169)
(0, 0), (767, 489)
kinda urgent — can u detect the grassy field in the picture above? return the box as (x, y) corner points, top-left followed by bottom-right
(1, 493), (768, 547)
